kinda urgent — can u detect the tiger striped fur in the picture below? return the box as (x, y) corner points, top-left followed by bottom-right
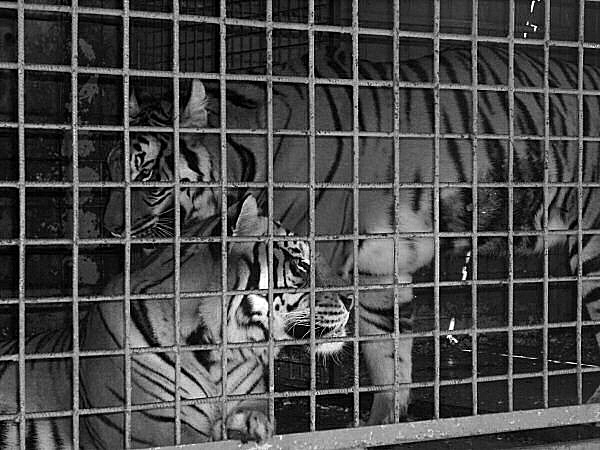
(103, 45), (600, 425)
(0, 196), (351, 448)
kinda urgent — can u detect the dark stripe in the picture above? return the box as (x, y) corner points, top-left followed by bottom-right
(227, 137), (257, 182)
(582, 255), (600, 276)
(583, 287), (600, 305)
(314, 65), (350, 200)
(514, 95), (540, 136)
(359, 313), (394, 333)
(25, 421), (36, 450)
(50, 418), (64, 448)
(411, 171), (423, 211)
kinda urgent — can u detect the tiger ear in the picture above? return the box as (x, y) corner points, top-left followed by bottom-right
(181, 79), (208, 128)
(232, 195), (263, 237)
(129, 89), (140, 118)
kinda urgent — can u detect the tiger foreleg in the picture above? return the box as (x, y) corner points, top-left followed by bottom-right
(362, 338), (412, 424)
(572, 232), (600, 405)
(359, 282), (414, 425)
(585, 298), (600, 404)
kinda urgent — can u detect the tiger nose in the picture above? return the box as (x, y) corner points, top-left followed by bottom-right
(340, 294), (354, 311)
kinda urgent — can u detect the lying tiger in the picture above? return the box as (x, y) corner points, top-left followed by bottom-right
(0, 195), (352, 448)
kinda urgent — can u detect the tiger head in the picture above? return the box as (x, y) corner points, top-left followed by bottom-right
(103, 80), (219, 239)
(225, 196), (353, 355)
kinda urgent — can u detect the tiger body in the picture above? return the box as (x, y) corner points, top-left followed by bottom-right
(103, 46), (600, 425)
(0, 196), (351, 448)
(0, 329), (74, 449)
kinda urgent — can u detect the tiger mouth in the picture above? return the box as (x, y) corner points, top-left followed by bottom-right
(285, 323), (348, 342)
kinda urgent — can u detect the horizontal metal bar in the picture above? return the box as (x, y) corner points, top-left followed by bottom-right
(6, 180), (600, 190)
(2, 324), (599, 364)
(5, 230), (600, 249)
(148, 404), (600, 450)
(2, 371), (599, 428)
(2, 275), (598, 307)
(5, 119), (600, 141)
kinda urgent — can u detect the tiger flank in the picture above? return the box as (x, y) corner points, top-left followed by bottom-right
(103, 44), (600, 428)
(0, 196), (351, 448)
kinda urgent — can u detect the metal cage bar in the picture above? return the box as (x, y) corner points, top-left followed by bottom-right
(122, 0), (133, 446)
(542, 0), (551, 411)
(307, 0), (317, 433)
(171, 0), (183, 443)
(576, 0), (586, 407)
(16, 0), (26, 448)
(70, 1), (81, 447)
(469, 0), (480, 417)
(4, 0), (600, 449)
(432, 0), (441, 420)
(507, 0), (516, 414)
(218, 0), (230, 440)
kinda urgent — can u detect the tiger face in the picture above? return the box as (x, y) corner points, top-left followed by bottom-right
(212, 196), (353, 357)
(103, 80), (219, 239)
(235, 237), (353, 355)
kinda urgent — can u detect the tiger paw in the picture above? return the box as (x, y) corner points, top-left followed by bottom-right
(226, 409), (273, 443)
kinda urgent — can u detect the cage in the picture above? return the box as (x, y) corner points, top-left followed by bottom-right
(2, 0), (600, 449)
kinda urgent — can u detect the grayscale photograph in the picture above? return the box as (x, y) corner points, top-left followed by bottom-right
(1, 0), (600, 449)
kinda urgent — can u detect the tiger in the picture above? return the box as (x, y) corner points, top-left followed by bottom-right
(0, 195), (352, 448)
(103, 44), (600, 425)
(103, 79), (220, 240)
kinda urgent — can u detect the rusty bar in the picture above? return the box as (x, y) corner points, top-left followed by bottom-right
(218, 0), (229, 439)
(152, 404), (600, 450)
(542, 0), (551, 410)
(171, 0), (183, 443)
(16, 0), (25, 447)
(470, 0), (480, 417)
(576, 0), (585, 406)
(307, 0), (317, 433)
(70, 1), (81, 447)
(122, 0), (133, 446)
(266, 0), (276, 429)
(507, 0), (516, 413)
(351, 0), (361, 429)
(432, 0), (441, 419)
(392, 0), (402, 425)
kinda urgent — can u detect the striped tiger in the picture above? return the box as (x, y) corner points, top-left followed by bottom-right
(0, 195), (352, 448)
(103, 79), (220, 240)
(103, 45), (600, 425)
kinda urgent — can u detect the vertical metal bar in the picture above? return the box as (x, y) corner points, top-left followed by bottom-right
(172, 0), (182, 443)
(16, 0), (25, 447)
(432, 0), (441, 420)
(507, 0), (516, 414)
(392, 0), (402, 425)
(576, 0), (585, 405)
(218, 0), (229, 439)
(470, 0), (479, 417)
(122, 1), (133, 447)
(70, 2), (81, 448)
(351, 0), (360, 429)
(308, 0), (317, 432)
(265, 0), (276, 429)
(542, 0), (551, 410)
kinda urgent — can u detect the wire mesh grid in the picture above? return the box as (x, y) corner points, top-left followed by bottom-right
(2, 0), (600, 449)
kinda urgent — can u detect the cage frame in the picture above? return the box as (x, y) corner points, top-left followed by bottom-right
(2, 0), (600, 449)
